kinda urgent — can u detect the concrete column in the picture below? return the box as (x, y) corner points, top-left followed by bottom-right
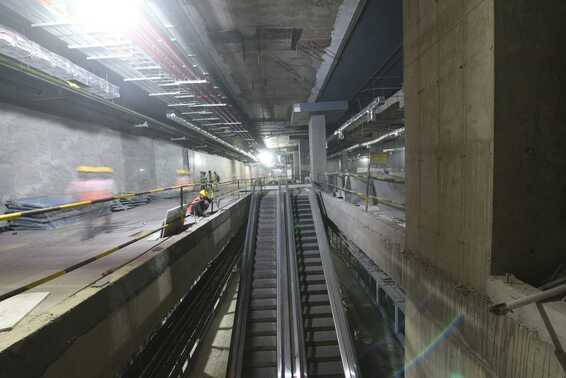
(308, 114), (327, 183)
(403, 0), (566, 377)
(292, 151), (300, 180)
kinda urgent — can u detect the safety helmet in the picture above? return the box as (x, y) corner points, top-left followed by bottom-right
(199, 190), (209, 197)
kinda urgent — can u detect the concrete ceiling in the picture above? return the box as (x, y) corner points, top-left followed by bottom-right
(180, 0), (358, 138)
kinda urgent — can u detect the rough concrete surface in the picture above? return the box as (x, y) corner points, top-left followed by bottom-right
(0, 102), (251, 215)
(188, 0), (349, 123)
(0, 196), (249, 378)
(321, 193), (565, 377)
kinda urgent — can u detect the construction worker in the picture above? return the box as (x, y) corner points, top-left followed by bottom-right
(199, 171), (207, 191)
(213, 171), (221, 190)
(68, 165), (114, 240)
(187, 189), (211, 217)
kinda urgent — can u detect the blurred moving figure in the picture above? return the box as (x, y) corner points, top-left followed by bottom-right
(187, 189), (211, 217)
(67, 166), (114, 240)
(213, 171), (220, 190)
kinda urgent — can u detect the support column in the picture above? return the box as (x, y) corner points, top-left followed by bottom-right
(292, 151), (300, 181)
(308, 114), (327, 184)
(403, 0), (566, 377)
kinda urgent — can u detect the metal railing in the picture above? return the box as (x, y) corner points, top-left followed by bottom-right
(284, 183), (307, 378)
(226, 182), (259, 378)
(309, 191), (361, 378)
(316, 175), (405, 212)
(326, 171), (405, 184)
(277, 181), (293, 377)
(0, 178), (262, 304)
(0, 177), (255, 223)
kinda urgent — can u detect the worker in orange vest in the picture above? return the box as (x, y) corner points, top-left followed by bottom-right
(187, 189), (211, 217)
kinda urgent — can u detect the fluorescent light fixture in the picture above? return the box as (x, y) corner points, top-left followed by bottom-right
(159, 80), (208, 87)
(167, 113), (256, 161)
(183, 103), (227, 108)
(360, 156), (369, 163)
(124, 76), (169, 82)
(168, 103), (199, 107)
(133, 65), (161, 70)
(193, 118), (220, 121)
(148, 91), (181, 97)
(181, 111), (213, 115)
(175, 94), (196, 99)
(86, 54), (133, 60)
(68, 41), (131, 49)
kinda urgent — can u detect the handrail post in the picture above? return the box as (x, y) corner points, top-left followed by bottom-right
(365, 150), (371, 212)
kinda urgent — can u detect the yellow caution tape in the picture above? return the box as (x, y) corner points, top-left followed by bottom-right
(76, 165), (114, 173)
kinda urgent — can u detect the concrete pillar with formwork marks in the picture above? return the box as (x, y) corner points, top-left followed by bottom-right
(308, 114), (327, 184)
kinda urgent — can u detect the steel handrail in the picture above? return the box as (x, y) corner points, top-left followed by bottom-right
(319, 181), (405, 211)
(276, 181), (293, 377)
(285, 185), (307, 378)
(0, 177), (259, 223)
(226, 182), (259, 378)
(309, 190), (361, 378)
(325, 171), (406, 184)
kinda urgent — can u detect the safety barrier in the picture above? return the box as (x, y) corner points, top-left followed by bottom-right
(0, 178), (264, 302)
(316, 179), (405, 211)
(0, 178), (256, 223)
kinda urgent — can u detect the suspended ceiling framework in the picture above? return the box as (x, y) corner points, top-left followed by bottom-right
(0, 0), (366, 159)
(2, 0), (261, 161)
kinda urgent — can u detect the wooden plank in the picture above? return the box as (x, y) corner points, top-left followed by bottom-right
(0, 292), (49, 332)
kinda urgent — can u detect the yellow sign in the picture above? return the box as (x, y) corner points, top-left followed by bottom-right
(371, 153), (388, 164)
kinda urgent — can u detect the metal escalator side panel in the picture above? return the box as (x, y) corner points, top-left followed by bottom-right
(276, 187), (293, 378)
(308, 191), (361, 378)
(285, 188), (308, 378)
(227, 190), (260, 378)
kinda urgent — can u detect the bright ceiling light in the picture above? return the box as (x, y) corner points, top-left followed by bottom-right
(68, 0), (144, 33)
(257, 150), (275, 168)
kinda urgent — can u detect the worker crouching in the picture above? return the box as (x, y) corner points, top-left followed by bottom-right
(187, 189), (212, 217)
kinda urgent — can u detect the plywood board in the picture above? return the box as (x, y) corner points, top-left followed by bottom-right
(0, 292), (49, 332)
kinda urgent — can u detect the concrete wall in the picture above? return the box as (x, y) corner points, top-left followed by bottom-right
(0, 102), (250, 212)
(321, 193), (565, 378)
(404, 0), (494, 292)
(403, 0), (566, 376)
(189, 150), (250, 183)
(491, 1), (566, 285)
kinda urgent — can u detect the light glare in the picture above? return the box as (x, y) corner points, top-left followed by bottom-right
(69, 0), (144, 33)
(258, 150), (275, 168)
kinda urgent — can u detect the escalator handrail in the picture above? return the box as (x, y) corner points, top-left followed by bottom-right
(309, 190), (361, 378)
(285, 184), (308, 378)
(226, 183), (259, 378)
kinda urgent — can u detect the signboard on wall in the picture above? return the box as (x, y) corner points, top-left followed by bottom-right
(371, 153), (388, 164)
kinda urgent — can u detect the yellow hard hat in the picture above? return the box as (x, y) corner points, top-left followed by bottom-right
(199, 190), (209, 197)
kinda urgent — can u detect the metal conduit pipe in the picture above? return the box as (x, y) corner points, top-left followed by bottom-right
(167, 113), (256, 161)
(132, 20), (249, 136)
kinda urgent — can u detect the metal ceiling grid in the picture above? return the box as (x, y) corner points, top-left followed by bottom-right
(1, 0), (258, 160)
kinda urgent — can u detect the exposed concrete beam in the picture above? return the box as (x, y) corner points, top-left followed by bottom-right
(309, 0), (367, 102)
(293, 101), (348, 114)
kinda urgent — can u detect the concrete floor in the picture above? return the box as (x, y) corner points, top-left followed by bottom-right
(187, 273), (239, 378)
(0, 191), (242, 324)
